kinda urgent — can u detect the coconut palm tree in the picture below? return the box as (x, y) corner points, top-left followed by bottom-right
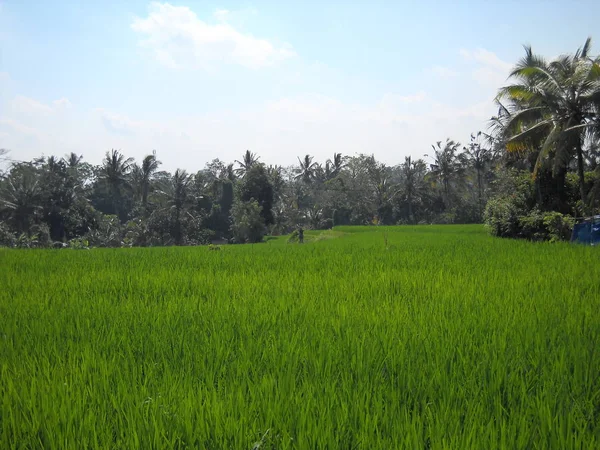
(496, 37), (600, 208)
(157, 169), (192, 245)
(426, 139), (464, 209)
(99, 149), (133, 193)
(224, 163), (236, 182)
(98, 149), (134, 219)
(234, 150), (260, 176)
(373, 173), (394, 224)
(43, 155), (60, 172)
(462, 132), (494, 215)
(64, 152), (83, 169)
(0, 164), (42, 233)
(399, 156), (428, 223)
(321, 161), (333, 181)
(0, 149), (8, 178)
(295, 154), (319, 183)
(131, 151), (161, 208)
(267, 165), (285, 201)
(325, 153), (344, 180)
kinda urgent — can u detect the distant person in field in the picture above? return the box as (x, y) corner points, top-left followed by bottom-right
(298, 227), (304, 244)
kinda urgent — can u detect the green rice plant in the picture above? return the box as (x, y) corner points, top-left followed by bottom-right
(1, 225), (599, 449)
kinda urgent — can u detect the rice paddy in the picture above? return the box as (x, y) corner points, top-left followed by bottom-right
(1, 225), (599, 449)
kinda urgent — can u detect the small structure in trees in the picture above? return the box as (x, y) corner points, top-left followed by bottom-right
(571, 216), (600, 245)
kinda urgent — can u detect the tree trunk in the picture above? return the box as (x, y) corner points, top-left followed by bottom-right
(536, 178), (543, 206)
(443, 179), (450, 210)
(477, 169), (483, 218)
(142, 182), (148, 208)
(576, 138), (587, 213)
(175, 208), (182, 245)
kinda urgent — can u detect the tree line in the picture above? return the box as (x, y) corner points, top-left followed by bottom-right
(1, 38), (599, 247)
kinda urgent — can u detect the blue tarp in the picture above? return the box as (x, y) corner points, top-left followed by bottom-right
(571, 217), (600, 245)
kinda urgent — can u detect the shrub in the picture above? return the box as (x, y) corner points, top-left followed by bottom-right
(484, 165), (575, 242)
(543, 211), (575, 242)
(191, 228), (215, 246)
(487, 205), (575, 242)
(484, 194), (527, 238)
(432, 211), (457, 225)
(231, 200), (265, 244)
(322, 218), (334, 230)
(287, 230), (299, 243)
(518, 208), (547, 241)
(68, 237), (90, 250)
(0, 222), (16, 247)
(85, 214), (123, 247)
(32, 223), (52, 248)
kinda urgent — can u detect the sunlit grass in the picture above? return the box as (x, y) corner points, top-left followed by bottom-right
(1, 225), (599, 448)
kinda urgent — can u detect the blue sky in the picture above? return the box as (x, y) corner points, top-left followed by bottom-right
(1, 0), (599, 171)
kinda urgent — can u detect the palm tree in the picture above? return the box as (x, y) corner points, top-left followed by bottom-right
(426, 139), (463, 209)
(322, 161), (333, 181)
(64, 152), (83, 168)
(0, 149), (8, 178)
(295, 155), (318, 183)
(225, 163), (236, 182)
(45, 155), (62, 174)
(99, 149), (134, 219)
(462, 132), (494, 215)
(157, 169), (192, 245)
(496, 37), (600, 209)
(100, 149), (133, 191)
(373, 174), (394, 223)
(235, 150), (260, 176)
(399, 156), (428, 223)
(0, 164), (42, 233)
(585, 141), (600, 171)
(267, 165), (285, 200)
(325, 153), (344, 179)
(131, 151), (161, 208)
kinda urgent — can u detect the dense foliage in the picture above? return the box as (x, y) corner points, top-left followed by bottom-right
(1, 39), (600, 245)
(483, 37), (600, 239)
(0, 143), (500, 247)
(1, 226), (599, 448)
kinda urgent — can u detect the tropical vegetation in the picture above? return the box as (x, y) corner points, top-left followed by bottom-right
(1, 39), (600, 247)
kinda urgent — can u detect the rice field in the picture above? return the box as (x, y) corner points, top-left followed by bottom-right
(1, 225), (599, 449)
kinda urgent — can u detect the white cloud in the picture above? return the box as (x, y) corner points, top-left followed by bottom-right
(11, 96), (53, 115)
(460, 48), (512, 72)
(213, 9), (229, 22)
(472, 67), (508, 89)
(94, 108), (145, 135)
(4, 90), (491, 171)
(431, 65), (459, 78)
(226, 93), (493, 163)
(460, 48), (512, 88)
(131, 2), (295, 70)
(253, 92), (428, 132)
(10, 95), (73, 116)
(0, 117), (39, 137)
(0, 85), (495, 172)
(380, 91), (427, 106)
(53, 98), (73, 109)
(94, 108), (186, 142)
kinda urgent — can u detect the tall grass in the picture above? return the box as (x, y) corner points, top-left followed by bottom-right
(1, 225), (599, 449)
